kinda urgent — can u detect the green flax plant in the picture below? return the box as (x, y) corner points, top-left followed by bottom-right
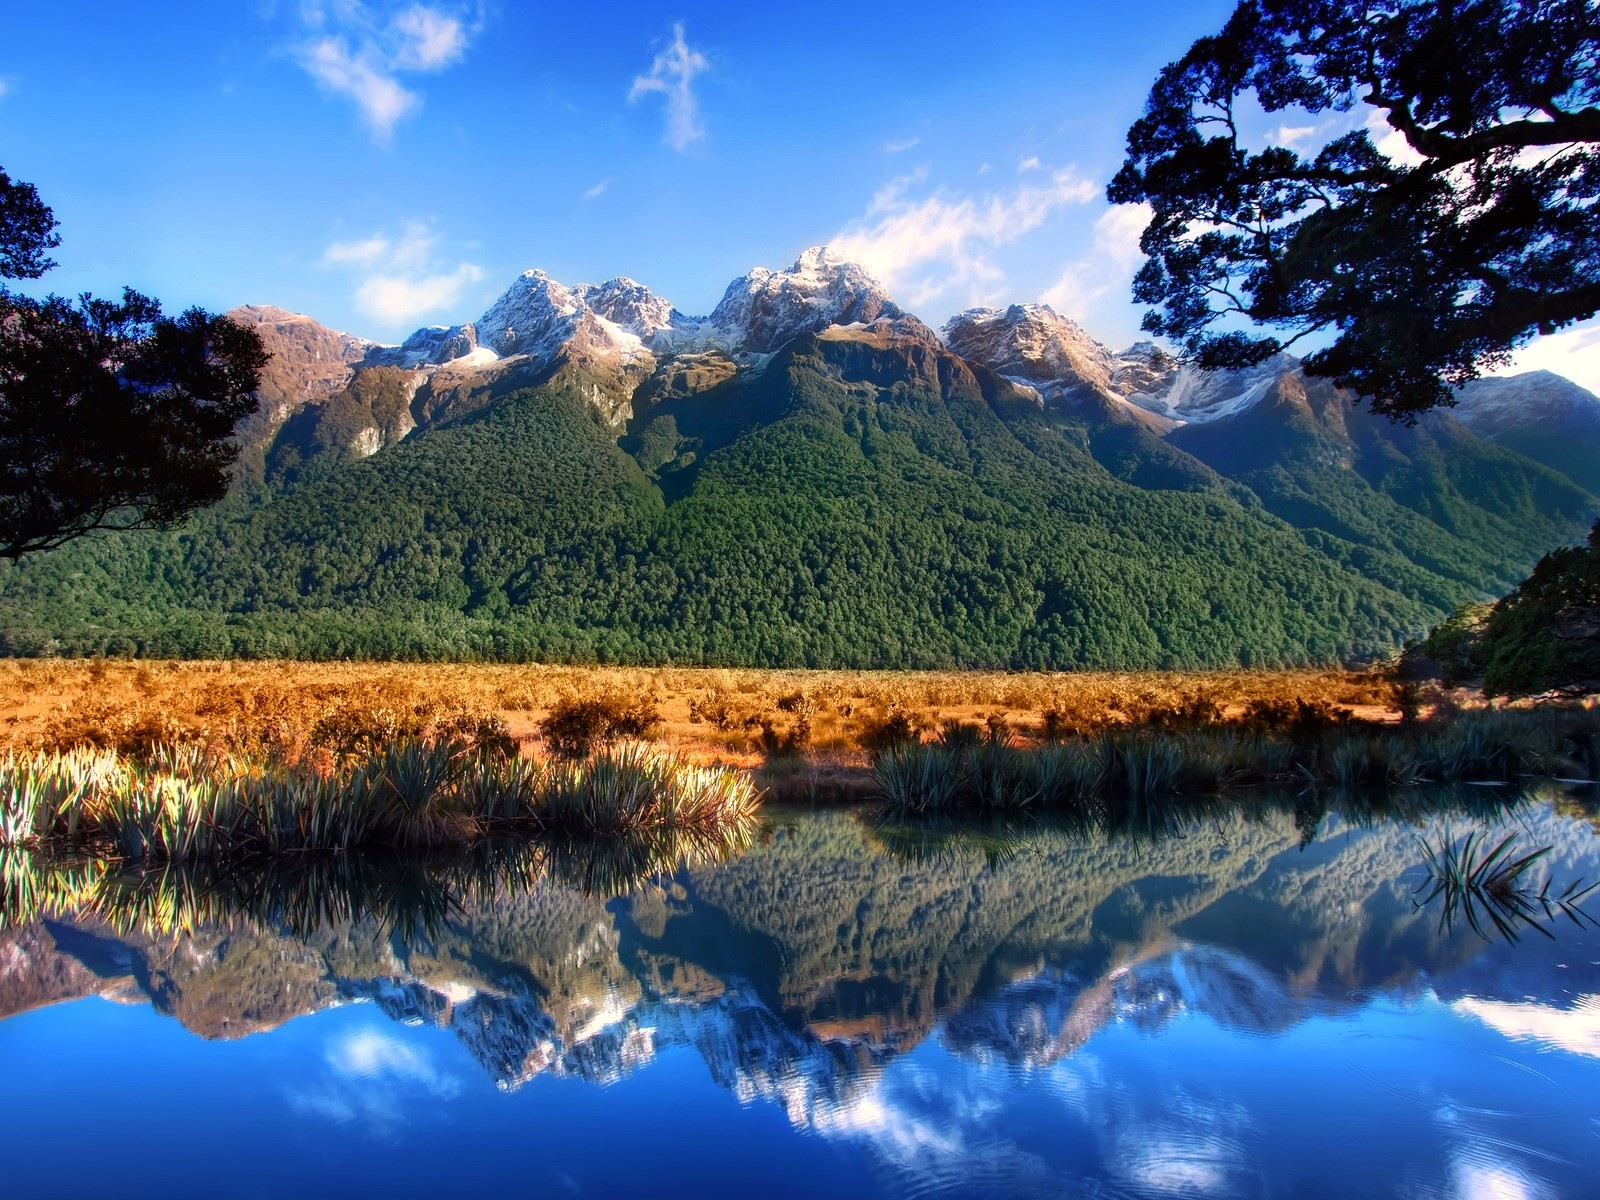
(0, 738), (757, 864)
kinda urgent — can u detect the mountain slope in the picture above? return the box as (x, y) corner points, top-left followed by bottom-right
(946, 304), (1599, 613)
(1454, 370), (1600, 495)
(0, 252), (1593, 667)
(0, 322), (1435, 666)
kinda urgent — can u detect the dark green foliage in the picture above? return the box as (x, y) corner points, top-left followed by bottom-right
(1407, 603), (1492, 685)
(0, 331), (1584, 668)
(1480, 520), (1600, 696)
(0, 168), (267, 559)
(267, 366), (418, 483)
(0, 167), (59, 279)
(1111, 0), (1600, 415)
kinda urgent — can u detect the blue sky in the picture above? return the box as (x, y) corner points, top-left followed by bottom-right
(2, 1), (1595, 386)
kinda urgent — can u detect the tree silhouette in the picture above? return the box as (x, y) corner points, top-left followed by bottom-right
(0, 169), (267, 558)
(1110, 0), (1599, 418)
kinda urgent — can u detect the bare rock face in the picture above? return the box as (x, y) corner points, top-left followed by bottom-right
(226, 305), (379, 478)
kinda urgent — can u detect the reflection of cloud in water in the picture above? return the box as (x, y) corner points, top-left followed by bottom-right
(1448, 1159), (1554, 1200)
(284, 1024), (462, 1138)
(1453, 995), (1600, 1060)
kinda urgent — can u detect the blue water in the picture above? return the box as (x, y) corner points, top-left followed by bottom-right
(3, 798), (1598, 1198)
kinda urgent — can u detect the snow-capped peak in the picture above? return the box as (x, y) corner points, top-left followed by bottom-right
(473, 270), (674, 362)
(574, 277), (683, 342)
(942, 304), (1118, 398)
(705, 245), (906, 354)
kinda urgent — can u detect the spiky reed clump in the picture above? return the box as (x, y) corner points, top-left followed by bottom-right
(0, 739), (758, 864)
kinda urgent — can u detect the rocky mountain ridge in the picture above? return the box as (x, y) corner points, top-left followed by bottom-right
(234, 251), (1599, 490)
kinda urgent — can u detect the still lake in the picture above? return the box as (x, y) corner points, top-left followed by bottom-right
(3, 793), (1598, 1198)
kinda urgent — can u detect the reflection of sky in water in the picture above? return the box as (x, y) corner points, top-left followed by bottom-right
(3, 801), (1600, 1198)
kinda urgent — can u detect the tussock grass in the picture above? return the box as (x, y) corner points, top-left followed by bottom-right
(0, 658), (1402, 763)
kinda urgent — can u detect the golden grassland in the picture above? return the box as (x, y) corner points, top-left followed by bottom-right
(0, 658), (1407, 766)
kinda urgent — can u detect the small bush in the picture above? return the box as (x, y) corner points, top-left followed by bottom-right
(541, 695), (662, 758)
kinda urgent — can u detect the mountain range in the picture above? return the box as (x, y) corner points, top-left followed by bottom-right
(0, 247), (1594, 667)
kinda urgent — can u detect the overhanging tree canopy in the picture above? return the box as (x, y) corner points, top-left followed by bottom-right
(0, 169), (267, 559)
(1109, 0), (1600, 418)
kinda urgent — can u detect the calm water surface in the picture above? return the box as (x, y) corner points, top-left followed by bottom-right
(3, 793), (1599, 1198)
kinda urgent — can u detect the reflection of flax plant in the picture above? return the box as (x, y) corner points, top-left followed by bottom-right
(1415, 829), (1598, 944)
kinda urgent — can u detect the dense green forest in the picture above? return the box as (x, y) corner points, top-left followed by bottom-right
(0, 332), (1590, 668)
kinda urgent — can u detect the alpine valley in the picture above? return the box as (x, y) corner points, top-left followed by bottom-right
(3, 248), (1595, 668)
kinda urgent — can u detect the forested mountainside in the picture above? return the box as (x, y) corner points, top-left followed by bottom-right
(1, 250), (1593, 667)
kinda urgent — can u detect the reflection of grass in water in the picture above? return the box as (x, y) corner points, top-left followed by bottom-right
(0, 848), (106, 928)
(3, 816), (759, 941)
(1415, 828), (1598, 944)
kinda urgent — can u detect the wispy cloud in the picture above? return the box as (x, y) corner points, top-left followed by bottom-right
(829, 165), (1098, 308)
(884, 137), (920, 154)
(0, 78), (11, 100)
(628, 23), (710, 152)
(1042, 203), (1149, 319)
(287, 3), (481, 141)
(1018, 155), (1042, 173)
(583, 178), (612, 201)
(323, 221), (484, 326)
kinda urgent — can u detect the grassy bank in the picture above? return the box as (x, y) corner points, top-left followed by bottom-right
(870, 706), (1600, 816)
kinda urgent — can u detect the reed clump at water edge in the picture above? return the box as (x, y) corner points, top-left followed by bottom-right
(871, 705), (1600, 815)
(0, 739), (759, 864)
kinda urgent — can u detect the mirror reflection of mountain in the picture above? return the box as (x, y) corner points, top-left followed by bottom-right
(3, 798), (1597, 1124)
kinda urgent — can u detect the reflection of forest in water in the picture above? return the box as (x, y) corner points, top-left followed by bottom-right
(3, 788), (1598, 1116)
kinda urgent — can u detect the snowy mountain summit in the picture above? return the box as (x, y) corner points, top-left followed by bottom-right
(701, 246), (910, 354)
(473, 270), (681, 369)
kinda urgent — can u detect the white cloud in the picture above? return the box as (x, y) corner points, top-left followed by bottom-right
(583, 178), (612, 201)
(1042, 204), (1151, 319)
(323, 221), (483, 326)
(323, 233), (394, 268)
(1365, 107), (1426, 167)
(299, 37), (420, 137)
(1018, 155), (1042, 173)
(287, 3), (481, 141)
(0, 78), (10, 100)
(390, 4), (467, 69)
(884, 137), (920, 154)
(830, 166), (1098, 308)
(1490, 318), (1600, 394)
(628, 23), (710, 152)
(1274, 123), (1319, 147)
